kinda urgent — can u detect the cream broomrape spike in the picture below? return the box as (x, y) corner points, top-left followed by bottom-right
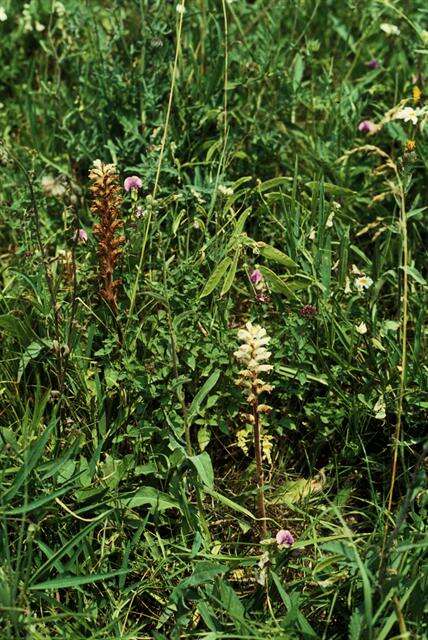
(234, 322), (273, 538)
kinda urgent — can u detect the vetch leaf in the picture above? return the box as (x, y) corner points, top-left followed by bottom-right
(200, 257), (232, 298)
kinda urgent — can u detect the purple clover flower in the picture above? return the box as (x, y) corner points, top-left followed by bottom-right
(124, 176), (143, 192)
(358, 120), (377, 134)
(366, 59), (380, 69)
(75, 228), (88, 243)
(299, 304), (317, 318)
(276, 529), (295, 548)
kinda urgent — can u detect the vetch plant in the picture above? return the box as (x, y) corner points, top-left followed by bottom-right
(234, 322), (273, 538)
(89, 159), (125, 313)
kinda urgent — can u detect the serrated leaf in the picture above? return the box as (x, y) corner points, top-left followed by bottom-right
(200, 257), (232, 298)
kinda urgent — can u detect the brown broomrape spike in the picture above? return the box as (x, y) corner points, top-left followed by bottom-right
(89, 159), (125, 313)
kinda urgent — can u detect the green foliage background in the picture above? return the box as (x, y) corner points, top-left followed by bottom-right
(0, 1), (426, 638)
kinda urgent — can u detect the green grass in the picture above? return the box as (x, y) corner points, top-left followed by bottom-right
(0, 1), (427, 638)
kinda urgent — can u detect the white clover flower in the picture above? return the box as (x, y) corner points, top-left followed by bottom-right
(374, 395), (386, 420)
(326, 212), (335, 228)
(190, 187), (205, 204)
(344, 277), (352, 294)
(0, 6), (7, 21)
(356, 322), (368, 335)
(355, 275), (373, 292)
(380, 23), (400, 36)
(421, 30), (428, 45)
(218, 184), (234, 197)
(41, 174), (66, 198)
(394, 106), (418, 125)
(176, 3), (185, 14)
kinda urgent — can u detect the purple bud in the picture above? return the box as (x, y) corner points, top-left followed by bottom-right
(250, 269), (263, 284)
(75, 228), (88, 243)
(358, 120), (377, 134)
(124, 176), (143, 192)
(299, 304), (317, 318)
(276, 529), (294, 548)
(366, 58), (380, 69)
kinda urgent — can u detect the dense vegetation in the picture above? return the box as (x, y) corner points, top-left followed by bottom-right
(0, 1), (427, 638)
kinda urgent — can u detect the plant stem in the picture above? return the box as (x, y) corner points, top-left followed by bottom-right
(253, 396), (267, 537)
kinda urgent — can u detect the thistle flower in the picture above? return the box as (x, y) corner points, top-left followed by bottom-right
(235, 322), (273, 537)
(89, 159), (125, 312)
(124, 176), (142, 192)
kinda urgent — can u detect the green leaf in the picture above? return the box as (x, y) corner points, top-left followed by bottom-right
(259, 266), (299, 298)
(189, 452), (214, 489)
(205, 488), (255, 519)
(402, 265), (426, 285)
(200, 257), (232, 298)
(258, 243), (298, 269)
(306, 181), (356, 197)
(348, 609), (363, 640)
(116, 487), (180, 512)
(28, 570), (128, 591)
(220, 249), (239, 296)
(188, 370), (220, 424)
(17, 341), (44, 382)
(197, 426), (211, 452)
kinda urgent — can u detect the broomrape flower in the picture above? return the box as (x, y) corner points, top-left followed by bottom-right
(276, 529), (294, 548)
(380, 23), (400, 36)
(355, 275), (373, 291)
(124, 176), (142, 192)
(395, 106), (418, 125)
(358, 120), (377, 134)
(235, 322), (273, 537)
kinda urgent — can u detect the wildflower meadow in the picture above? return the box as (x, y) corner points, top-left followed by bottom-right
(0, 1), (427, 638)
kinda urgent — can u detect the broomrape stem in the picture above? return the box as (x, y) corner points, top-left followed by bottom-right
(253, 397), (267, 537)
